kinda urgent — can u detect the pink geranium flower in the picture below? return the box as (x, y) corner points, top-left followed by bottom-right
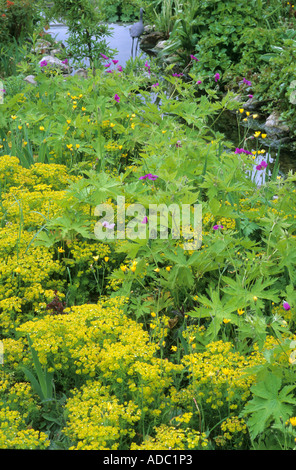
(256, 161), (268, 170)
(139, 173), (158, 181)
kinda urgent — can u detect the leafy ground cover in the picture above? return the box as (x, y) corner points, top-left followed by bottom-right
(1, 0), (296, 452)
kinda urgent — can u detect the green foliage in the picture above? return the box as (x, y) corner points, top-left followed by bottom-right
(0, 0), (42, 45)
(2, 2), (296, 450)
(21, 335), (54, 401)
(242, 370), (296, 441)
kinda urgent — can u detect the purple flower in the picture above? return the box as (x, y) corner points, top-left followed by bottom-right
(40, 60), (48, 67)
(213, 225), (224, 230)
(100, 53), (109, 60)
(172, 73), (183, 77)
(196, 80), (202, 84)
(141, 216), (148, 224)
(114, 94), (120, 103)
(256, 161), (268, 170)
(0, 89), (5, 94)
(235, 148), (253, 155)
(104, 62), (111, 68)
(139, 173), (158, 181)
(152, 83), (159, 87)
(145, 61), (151, 73)
(248, 94), (254, 99)
(62, 59), (68, 64)
(112, 59), (119, 64)
(117, 65), (123, 72)
(283, 301), (291, 311)
(190, 54), (199, 61)
(102, 221), (115, 229)
(214, 73), (220, 82)
(243, 77), (252, 86)
(176, 140), (182, 148)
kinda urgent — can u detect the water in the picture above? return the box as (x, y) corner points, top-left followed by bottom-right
(47, 22), (146, 70)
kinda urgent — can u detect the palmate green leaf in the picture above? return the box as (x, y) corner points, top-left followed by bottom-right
(221, 276), (280, 304)
(188, 287), (241, 341)
(241, 372), (296, 440)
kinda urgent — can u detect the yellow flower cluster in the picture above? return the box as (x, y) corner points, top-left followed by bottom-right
(130, 424), (209, 450)
(172, 340), (263, 411)
(64, 382), (141, 450)
(0, 408), (49, 449)
(215, 416), (248, 448)
(104, 141), (123, 152)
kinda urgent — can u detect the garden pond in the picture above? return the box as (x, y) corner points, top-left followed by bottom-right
(47, 21), (296, 177)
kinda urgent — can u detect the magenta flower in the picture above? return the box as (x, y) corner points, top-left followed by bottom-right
(256, 161), (268, 170)
(176, 141), (182, 148)
(190, 54), (199, 61)
(100, 53), (109, 60)
(235, 148), (252, 155)
(213, 225), (224, 230)
(139, 173), (158, 181)
(141, 216), (148, 224)
(196, 80), (202, 84)
(114, 94), (120, 103)
(112, 59), (119, 64)
(0, 89), (6, 93)
(243, 77), (252, 86)
(104, 62), (111, 68)
(283, 301), (291, 311)
(40, 60), (48, 67)
(172, 73), (183, 77)
(248, 94), (254, 99)
(145, 61), (151, 73)
(117, 65), (123, 72)
(214, 73), (220, 82)
(62, 59), (68, 64)
(152, 83), (159, 87)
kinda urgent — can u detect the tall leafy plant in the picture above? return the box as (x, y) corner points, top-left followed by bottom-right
(48, 0), (112, 73)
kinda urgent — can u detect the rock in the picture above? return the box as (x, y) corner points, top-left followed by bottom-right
(39, 55), (72, 74)
(154, 40), (169, 50)
(31, 40), (52, 55)
(265, 111), (290, 134)
(144, 25), (155, 34)
(50, 48), (63, 56)
(74, 68), (88, 79)
(140, 32), (167, 50)
(23, 75), (37, 85)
